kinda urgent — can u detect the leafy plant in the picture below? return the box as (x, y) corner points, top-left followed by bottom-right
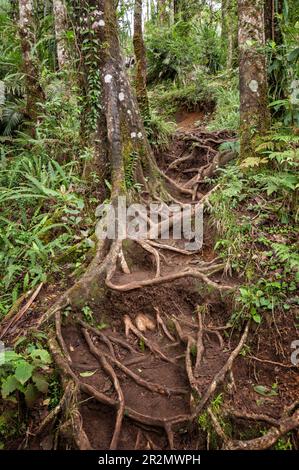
(0, 345), (52, 407)
(82, 305), (94, 324)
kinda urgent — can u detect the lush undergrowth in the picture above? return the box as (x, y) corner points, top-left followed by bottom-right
(210, 129), (299, 325)
(0, 83), (100, 318)
(0, 0), (298, 450)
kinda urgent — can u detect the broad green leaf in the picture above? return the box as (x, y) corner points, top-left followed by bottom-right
(14, 361), (34, 385)
(79, 370), (97, 378)
(2, 350), (21, 363)
(252, 313), (262, 324)
(1, 375), (19, 398)
(30, 349), (52, 364)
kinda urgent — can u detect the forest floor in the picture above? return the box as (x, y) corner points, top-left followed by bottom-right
(2, 112), (298, 451)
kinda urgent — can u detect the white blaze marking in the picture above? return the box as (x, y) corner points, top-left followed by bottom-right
(131, 132), (137, 139)
(249, 80), (259, 93)
(119, 92), (125, 102)
(104, 74), (112, 83)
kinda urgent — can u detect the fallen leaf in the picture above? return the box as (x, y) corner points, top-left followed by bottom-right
(80, 370), (97, 378)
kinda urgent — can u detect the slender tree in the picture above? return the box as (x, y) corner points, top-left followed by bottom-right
(157, 0), (168, 24)
(238, 0), (270, 158)
(133, 0), (150, 118)
(264, 0), (283, 44)
(18, 0), (44, 121)
(222, 0), (238, 69)
(53, 0), (70, 69)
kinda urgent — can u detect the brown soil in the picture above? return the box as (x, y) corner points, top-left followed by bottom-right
(1, 116), (298, 451)
(176, 111), (205, 131)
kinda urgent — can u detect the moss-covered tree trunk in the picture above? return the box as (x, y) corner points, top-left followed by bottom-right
(133, 0), (150, 119)
(18, 0), (44, 121)
(53, 0), (69, 69)
(238, 0), (271, 158)
(75, 0), (155, 203)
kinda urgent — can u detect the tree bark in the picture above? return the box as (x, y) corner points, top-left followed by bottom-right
(18, 0), (44, 121)
(238, 0), (270, 158)
(75, 0), (155, 201)
(133, 0), (150, 118)
(223, 0), (238, 69)
(264, 0), (283, 44)
(221, 0), (229, 45)
(157, 0), (168, 24)
(53, 0), (70, 69)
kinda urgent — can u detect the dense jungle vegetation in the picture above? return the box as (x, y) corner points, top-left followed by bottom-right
(0, 0), (298, 455)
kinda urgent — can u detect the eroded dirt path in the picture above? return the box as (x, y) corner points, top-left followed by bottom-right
(2, 119), (298, 451)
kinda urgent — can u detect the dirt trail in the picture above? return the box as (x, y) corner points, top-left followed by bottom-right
(3, 118), (298, 451)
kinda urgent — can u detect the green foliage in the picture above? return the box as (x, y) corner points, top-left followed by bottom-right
(150, 79), (214, 120)
(0, 343), (52, 407)
(145, 14), (224, 85)
(210, 125), (298, 324)
(0, 95), (98, 315)
(266, 11), (299, 126)
(82, 305), (94, 324)
(144, 110), (175, 149)
(208, 77), (240, 131)
(274, 436), (293, 450)
(146, 21), (201, 83)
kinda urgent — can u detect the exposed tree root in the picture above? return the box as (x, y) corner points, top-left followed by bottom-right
(123, 315), (177, 364)
(224, 408), (279, 427)
(209, 405), (299, 450)
(55, 310), (71, 362)
(0, 282), (44, 339)
(166, 149), (193, 171)
(147, 240), (198, 256)
(34, 381), (75, 436)
(193, 322), (250, 414)
(24, 120), (294, 451)
(194, 311), (204, 377)
(47, 336), (92, 449)
(106, 265), (233, 293)
(82, 325), (186, 396)
(82, 329), (124, 450)
(155, 307), (176, 342)
(78, 319), (116, 358)
(248, 354), (298, 369)
(137, 240), (161, 278)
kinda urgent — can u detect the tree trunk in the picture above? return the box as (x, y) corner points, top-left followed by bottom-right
(238, 0), (270, 158)
(75, 0), (155, 202)
(226, 0), (238, 70)
(264, 0), (284, 102)
(157, 0), (168, 24)
(53, 0), (70, 69)
(18, 0), (44, 121)
(133, 0), (150, 119)
(264, 0), (283, 44)
(221, 0), (229, 46)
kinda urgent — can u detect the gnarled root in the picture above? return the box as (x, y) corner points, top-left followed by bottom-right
(123, 315), (177, 364)
(209, 404), (299, 450)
